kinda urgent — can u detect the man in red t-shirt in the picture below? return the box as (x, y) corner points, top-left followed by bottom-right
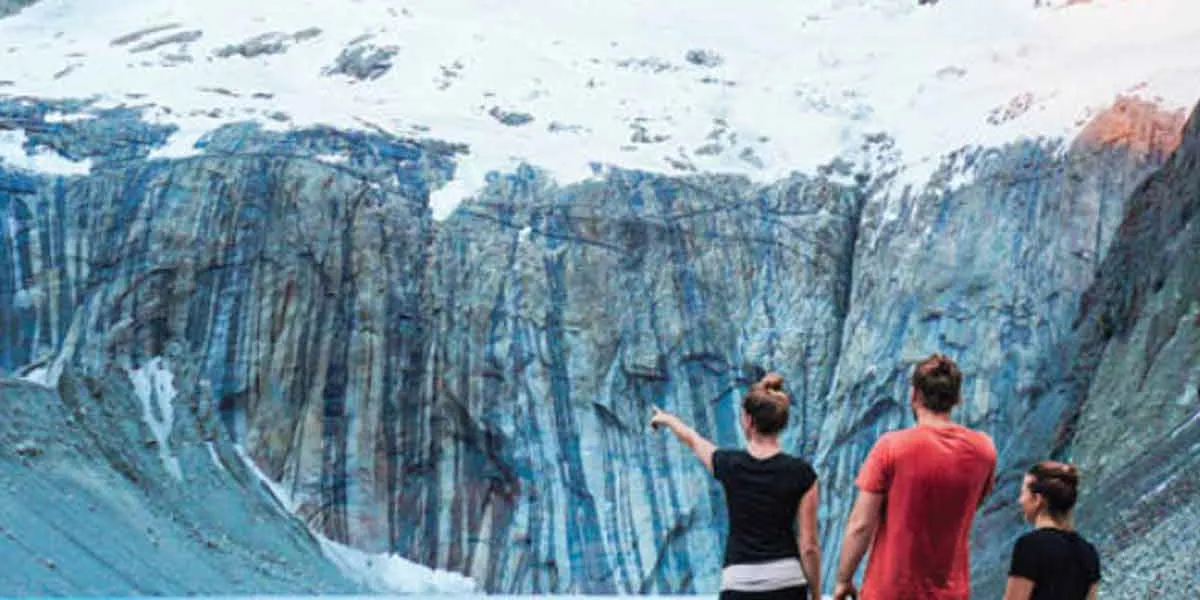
(833, 353), (996, 600)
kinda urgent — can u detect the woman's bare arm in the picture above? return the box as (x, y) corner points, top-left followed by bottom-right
(796, 482), (821, 600)
(650, 406), (716, 473)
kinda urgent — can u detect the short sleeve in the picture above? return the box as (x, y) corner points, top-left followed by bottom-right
(1086, 542), (1102, 583)
(712, 449), (732, 481)
(855, 435), (894, 494)
(796, 459), (818, 496)
(1008, 534), (1040, 581)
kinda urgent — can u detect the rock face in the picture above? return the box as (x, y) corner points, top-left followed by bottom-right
(817, 129), (1182, 591)
(0, 0), (38, 18)
(1050, 102), (1200, 598)
(965, 102), (1199, 598)
(2, 93), (1197, 595)
(410, 167), (860, 592)
(1, 111), (460, 563)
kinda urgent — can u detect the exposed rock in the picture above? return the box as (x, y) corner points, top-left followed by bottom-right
(415, 166), (860, 592)
(684, 49), (723, 68)
(1072, 95), (1188, 157)
(0, 374), (361, 595)
(489, 107), (535, 127)
(812, 110), (1184, 591)
(323, 41), (399, 81)
(128, 30), (204, 54)
(292, 28), (323, 43)
(214, 32), (292, 59)
(0, 99), (176, 169)
(110, 23), (183, 47)
(14, 438), (41, 457)
(214, 29), (323, 59)
(969, 102), (1200, 597)
(615, 56), (678, 74)
(0, 0), (41, 18)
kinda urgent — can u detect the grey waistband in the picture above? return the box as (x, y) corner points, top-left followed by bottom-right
(720, 557), (807, 592)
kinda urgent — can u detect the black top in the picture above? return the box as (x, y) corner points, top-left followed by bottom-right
(1009, 528), (1101, 600)
(712, 449), (818, 567)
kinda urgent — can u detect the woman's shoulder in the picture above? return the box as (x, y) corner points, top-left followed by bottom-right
(712, 447), (748, 468)
(1070, 531), (1101, 560)
(715, 447), (748, 459)
(1014, 528), (1049, 546)
(1059, 530), (1101, 571)
(777, 452), (818, 476)
(1015, 528), (1098, 555)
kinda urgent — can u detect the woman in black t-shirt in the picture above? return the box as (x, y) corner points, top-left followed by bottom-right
(1004, 460), (1101, 600)
(650, 373), (821, 600)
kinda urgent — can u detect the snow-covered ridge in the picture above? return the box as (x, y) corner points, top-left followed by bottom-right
(1, 0), (1199, 218)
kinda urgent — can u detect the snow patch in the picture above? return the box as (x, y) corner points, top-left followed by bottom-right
(0, 130), (94, 175)
(233, 443), (297, 511)
(318, 537), (478, 594)
(429, 176), (478, 220)
(44, 111), (93, 123)
(1145, 473), (1179, 500)
(233, 444), (477, 594)
(18, 365), (53, 386)
(205, 441), (224, 471)
(313, 152), (348, 165)
(128, 357), (183, 480)
(145, 120), (206, 160)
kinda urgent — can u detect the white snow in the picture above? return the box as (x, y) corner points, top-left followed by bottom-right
(233, 444), (478, 595)
(0, 129), (94, 175)
(1144, 473), (1179, 499)
(205, 440), (224, 470)
(429, 177), (477, 220)
(233, 444), (298, 511)
(18, 365), (53, 386)
(144, 118), (207, 160)
(128, 357), (183, 480)
(1, 0), (1199, 215)
(43, 110), (92, 123)
(313, 152), (348, 165)
(318, 537), (478, 595)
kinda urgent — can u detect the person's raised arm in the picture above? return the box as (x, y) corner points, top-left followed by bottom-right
(796, 482), (821, 600)
(649, 406), (716, 473)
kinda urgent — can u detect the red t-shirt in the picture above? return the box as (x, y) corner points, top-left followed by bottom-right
(855, 424), (997, 600)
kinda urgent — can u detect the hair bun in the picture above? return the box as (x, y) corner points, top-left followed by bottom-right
(1039, 460), (1080, 485)
(1061, 464), (1080, 485)
(759, 372), (785, 392)
(931, 354), (954, 376)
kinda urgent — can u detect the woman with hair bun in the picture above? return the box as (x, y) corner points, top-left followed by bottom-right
(1004, 460), (1102, 600)
(650, 373), (821, 600)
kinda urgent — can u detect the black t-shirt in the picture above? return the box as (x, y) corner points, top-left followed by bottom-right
(712, 449), (817, 567)
(1009, 528), (1101, 600)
